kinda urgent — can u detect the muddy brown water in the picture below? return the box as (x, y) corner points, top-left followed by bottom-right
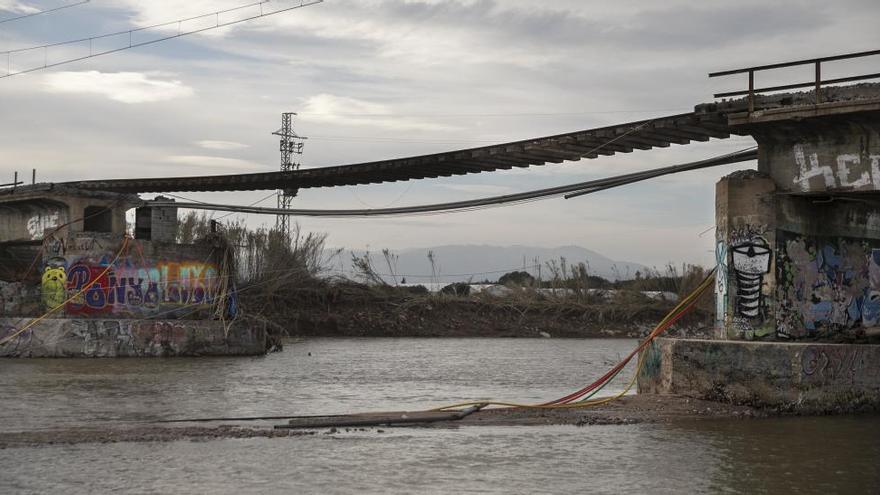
(1, 338), (878, 494)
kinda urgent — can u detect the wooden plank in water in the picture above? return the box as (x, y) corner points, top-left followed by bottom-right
(275, 406), (483, 429)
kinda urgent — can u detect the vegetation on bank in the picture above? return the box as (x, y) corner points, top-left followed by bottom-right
(180, 212), (714, 338)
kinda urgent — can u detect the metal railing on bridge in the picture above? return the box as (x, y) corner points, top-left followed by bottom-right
(709, 49), (880, 112)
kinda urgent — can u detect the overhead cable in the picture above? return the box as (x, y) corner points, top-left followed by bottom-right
(150, 147), (757, 218)
(0, 0), (89, 25)
(1, 0), (322, 79)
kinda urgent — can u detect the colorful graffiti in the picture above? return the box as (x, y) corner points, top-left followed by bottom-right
(40, 264), (67, 309)
(39, 254), (227, 318)
(777, 233), (877, 338)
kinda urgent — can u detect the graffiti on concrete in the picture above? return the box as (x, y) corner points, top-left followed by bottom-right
(791, 144), (880, 192)
(45, 235), (66, 257)
(0, 323), (33, 353)
(0, 318), (264, 357)
(69, 320), (191, 356)
(865, 249), (880, 327)
(731, 235), (771, 318)
(40, 254), (226, 318)
(72, 236), (105, 252)
(801, 345), (867, 385)
(777, 233), (875, 338)
(26, 210), (60, 240)
(40, 261), (68, 309)
(643, 341), (662, 378)
(727, 226), (773, 338)
(715, 240), (729, 328)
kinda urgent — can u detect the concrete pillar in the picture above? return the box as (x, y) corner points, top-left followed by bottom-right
(134, 197), (178, 242)
(716, 105), (880, 342)
(150, 197), (178, 243)
(715, 173), (777, 340)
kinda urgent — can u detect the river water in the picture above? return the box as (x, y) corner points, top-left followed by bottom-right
(1, 338), (878, 494)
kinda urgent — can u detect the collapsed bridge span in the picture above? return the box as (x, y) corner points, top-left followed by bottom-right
(59, 111), (738, 193)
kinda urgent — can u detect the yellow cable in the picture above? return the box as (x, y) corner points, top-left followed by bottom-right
(0, 236), (131, 346)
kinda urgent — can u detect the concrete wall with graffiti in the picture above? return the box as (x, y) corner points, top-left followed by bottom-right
(715, 171), (880, 342)
(0, 200), (68, 243)
(758, 117), (880, 195)
(776, 232), (880, 339)
(718, 228), (880, 341)
(0, 317), (265, 357)
(716, 225), (776, 340)
(38, 237), (232, 319)
(638, 337), (880, 412)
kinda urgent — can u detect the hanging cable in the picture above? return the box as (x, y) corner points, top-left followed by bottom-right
(1, 0), (322, 79)
(0, 0), (89, 25)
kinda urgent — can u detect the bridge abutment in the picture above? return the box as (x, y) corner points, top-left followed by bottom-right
(641, 93), (880, 411)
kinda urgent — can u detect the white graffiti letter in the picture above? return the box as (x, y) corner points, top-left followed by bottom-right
(25, 211), (60, 240)
(836, 154), (870, 189)
(792, 144), (835, 191)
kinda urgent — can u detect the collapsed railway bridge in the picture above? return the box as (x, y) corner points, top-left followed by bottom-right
(2, 50), (880, 412)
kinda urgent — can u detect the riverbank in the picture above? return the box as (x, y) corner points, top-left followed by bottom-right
(0, 395), (772, 448)
(243, 284), (713, 339)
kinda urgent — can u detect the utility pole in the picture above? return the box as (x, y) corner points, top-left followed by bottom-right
(271, 112), (307, 241)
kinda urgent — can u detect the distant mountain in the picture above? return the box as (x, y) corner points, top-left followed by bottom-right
(330, 245), (649, 284)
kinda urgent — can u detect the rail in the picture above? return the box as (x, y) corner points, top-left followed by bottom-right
(709, 49), (880, 112)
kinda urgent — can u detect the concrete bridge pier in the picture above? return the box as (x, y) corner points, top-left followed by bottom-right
(640, 96), (880, 412)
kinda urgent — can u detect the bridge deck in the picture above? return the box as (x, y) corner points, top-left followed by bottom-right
(60, 111), (735, 193)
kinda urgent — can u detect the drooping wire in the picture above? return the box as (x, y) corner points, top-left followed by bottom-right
(1, 0), (323, 79)
(0, 0), (89, 25)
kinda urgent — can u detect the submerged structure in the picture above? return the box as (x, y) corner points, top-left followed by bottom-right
(0, 185), (267, 357)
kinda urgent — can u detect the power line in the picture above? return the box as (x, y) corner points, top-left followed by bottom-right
(0, 0), (89, 25)
(149, 148), (757, 218)
(216, 191), (278, 221)
(1, 0), (323, 79)
(308, 134), (501, 144)
(325, 264), (544, 279)
(299, 108), (692, 119)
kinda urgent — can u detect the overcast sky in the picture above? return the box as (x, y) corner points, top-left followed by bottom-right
(2, 0), (878, 268)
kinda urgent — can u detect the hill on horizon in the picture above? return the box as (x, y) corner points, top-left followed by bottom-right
(328, 244), (650, 284)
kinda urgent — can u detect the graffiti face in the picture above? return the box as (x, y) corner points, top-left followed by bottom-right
(41, 266), (67, 309)
(731, 237), (771, 275)
(731, 235), (771, 320)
